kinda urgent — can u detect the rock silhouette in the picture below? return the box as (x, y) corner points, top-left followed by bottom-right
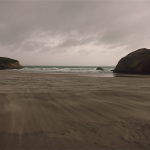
(113, 48), (150, 74)
(96, 67), (103, 70)
(0, 57), (23, 70)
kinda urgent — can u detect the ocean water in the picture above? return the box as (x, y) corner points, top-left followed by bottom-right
(12, 66), (116, 77)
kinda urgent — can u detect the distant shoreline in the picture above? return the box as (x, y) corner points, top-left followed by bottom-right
(0, 66), (115, 77)
(0, 70), (150, 78)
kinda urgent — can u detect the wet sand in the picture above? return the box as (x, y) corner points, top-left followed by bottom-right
(0, 71), (150, 149)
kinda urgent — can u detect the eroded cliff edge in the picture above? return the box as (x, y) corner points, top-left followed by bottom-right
(0, 57), (23, 70)
(113, 48), (150, 74)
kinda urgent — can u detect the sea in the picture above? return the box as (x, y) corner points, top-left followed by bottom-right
(10, 66), (116, 77)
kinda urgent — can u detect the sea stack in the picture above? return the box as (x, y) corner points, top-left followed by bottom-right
(113, 48), (150, 74)
(96, 67), (103, 70)
(0, 57), (23, 70)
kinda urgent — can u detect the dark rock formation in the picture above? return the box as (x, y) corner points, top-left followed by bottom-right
(0, 57), (23, 70)
(96, 67), (103, 70)
(113, 48), (150, 74)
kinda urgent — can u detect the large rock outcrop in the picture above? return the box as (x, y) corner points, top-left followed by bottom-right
(0, 57), (23, 70)
(113, 48), (150, 74)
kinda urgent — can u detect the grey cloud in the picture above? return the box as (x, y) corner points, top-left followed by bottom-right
(78, 49), (93, 55)
(55, 35), (98, 48)
(0, 1), (150, 53)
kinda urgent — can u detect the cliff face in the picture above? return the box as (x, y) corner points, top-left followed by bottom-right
(0, 57), (23, 70)
(113, 48), (150, 74)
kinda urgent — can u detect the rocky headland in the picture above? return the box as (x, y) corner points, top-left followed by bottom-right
(113, 48), (150, 74)
(0, 57), (23, 70)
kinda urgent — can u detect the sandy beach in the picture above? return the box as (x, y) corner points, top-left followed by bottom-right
(0, 71), (150, 149)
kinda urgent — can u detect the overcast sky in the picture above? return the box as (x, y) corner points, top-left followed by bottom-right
(0, 0), (150, 66)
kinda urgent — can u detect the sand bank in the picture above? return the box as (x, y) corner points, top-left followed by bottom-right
(0, 71), (150, 149)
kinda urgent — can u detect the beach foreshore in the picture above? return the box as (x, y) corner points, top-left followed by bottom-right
(0, 71), (150, 149)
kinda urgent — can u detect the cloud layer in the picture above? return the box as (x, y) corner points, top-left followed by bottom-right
(0, 1), (150, 65)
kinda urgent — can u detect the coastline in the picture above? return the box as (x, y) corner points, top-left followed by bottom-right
(0, 71), (150, 149)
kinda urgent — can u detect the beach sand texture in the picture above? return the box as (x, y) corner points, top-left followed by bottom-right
(0, 71), (150, 149)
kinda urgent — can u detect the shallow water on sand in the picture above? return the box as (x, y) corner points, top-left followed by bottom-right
(6, 66), (116, 77)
